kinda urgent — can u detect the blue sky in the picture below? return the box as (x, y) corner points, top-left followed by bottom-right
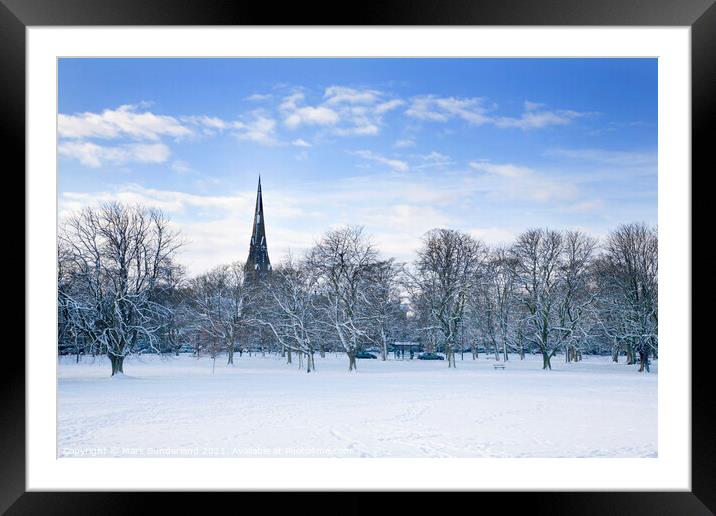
(58, 58), (657, 274)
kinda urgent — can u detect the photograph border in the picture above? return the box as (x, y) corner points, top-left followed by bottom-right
(5, 0), (712, 513)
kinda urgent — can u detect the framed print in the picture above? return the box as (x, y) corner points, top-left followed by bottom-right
(5, 0), (713, 513)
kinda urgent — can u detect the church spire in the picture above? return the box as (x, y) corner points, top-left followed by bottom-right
(246, 175), (271, 279)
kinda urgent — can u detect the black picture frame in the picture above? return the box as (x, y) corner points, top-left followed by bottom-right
(4, 0), (712, 513)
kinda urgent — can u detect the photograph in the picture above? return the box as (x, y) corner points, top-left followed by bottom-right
(56, 57), (658, 459)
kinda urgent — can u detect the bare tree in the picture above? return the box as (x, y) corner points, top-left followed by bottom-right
(558, 231), (598, 363)
(188, 261), (252, 367)
(307, 226), (378, 371)
(512, 229), (565, 370)
(594, 223), (657, 371)
(58, 202), (182, 375)
(473, 246), (519, 362)
(254, 256), (321, 372)
(410, 229), (485, 368)
(363, 259), (406, 361)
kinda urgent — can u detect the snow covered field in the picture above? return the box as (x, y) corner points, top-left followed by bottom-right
(58, 353), (657, 458)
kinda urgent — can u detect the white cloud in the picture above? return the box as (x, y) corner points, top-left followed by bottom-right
(469, 162), (533, 179)
(292, 138), (312, 147)
(333, 123), (379, 136)
(324, 86), (381, 105)
(280, 87), (401, 137)
(282, 95), (338, 129)
(62, 185), (283, 218)
(546, 148), (657, 167)
(353, 150), (409, 172)
(495, 109), (583, 129)
(59, 141), (171, 168)
(182, 115), (230, 133)
(232, 113), (279, 145)
(393, 138), (416, 148)
(374, 99), (405, 114)
(524, 100), (545, 111)
(59, 104), (192, 141)
(245, 93), (273, 102)
(406, 95), (585, 130)
(171, 159), (193, 174)
(421, 151), (451, 163)
(412, 151), (454, 170)
(285, 106), (340, 128)
(280, 92), (339, 129)
(406, 95), (492, 125)
(469, 161), (579, 203)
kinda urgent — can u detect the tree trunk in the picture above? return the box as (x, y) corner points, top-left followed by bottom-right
(348, 350), (357, 371)
(542, 351), (552, 370)
(625, 341), (635, 365)
(447, 347), (456, 368)
(110, 354), (125, 376)
(227, 345), (234, 365)
(286, 348), (292, 364)
(638, 351), (650, 372)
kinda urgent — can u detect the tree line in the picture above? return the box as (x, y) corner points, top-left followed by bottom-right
(58, 202), (657, 375)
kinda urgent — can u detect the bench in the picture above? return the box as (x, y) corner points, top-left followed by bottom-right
(493, 363), (506, 370)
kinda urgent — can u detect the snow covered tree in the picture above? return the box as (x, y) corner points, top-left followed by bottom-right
(511, 229), (598, 370)
(512, 228), (565, 370)
(307, 226), (379, 371)
(58, 202), (182, 375)
(254, 256), (321, 372)
(410, 229), (486, 368)
(159, 279), (195, 356)
(593, 223), (658, 371)
(188, 261), (252, 366)
(363, 259), (406, 361)
(473, 246), (519, 362)
(558, 231), (598, 363)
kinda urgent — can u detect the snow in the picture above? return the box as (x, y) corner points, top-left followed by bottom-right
(58, 353), (657, 458)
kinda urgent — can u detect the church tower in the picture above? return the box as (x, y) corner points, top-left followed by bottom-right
(246, 176), (271, 280)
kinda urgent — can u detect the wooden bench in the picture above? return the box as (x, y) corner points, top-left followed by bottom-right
(493, 363), (506, 370)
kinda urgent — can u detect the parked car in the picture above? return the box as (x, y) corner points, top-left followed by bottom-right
(418, 352), (445, 360)
(355, 351), (378, 359)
